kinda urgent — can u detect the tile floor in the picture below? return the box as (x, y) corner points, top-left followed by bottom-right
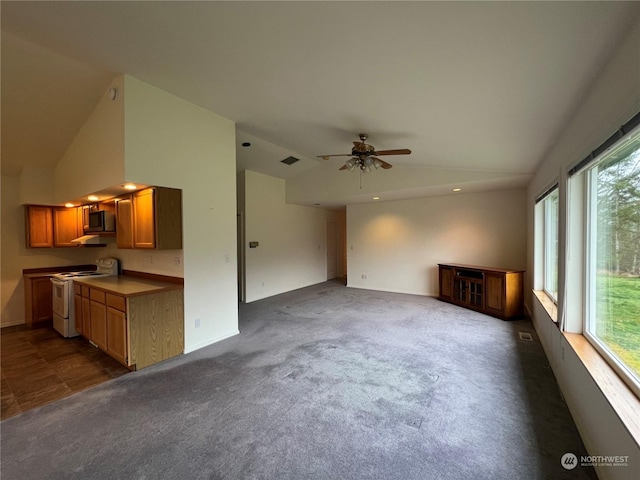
(1, 324), (130, 420)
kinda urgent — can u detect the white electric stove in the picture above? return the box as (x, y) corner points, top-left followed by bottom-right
(51, 257), (119, 338)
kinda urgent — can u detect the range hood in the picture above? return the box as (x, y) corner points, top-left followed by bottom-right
(71, 235), (105, 245)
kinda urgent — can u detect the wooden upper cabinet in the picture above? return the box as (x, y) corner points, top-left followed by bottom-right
(26, 205), (83, 248)
(154, 187), (182, 250)
(53, 207), (81, 247)
(115, 196), (134, 249)
(133, 188), (156, 249)
(121, 187), (182, 250)
(26, 206), (53, 248)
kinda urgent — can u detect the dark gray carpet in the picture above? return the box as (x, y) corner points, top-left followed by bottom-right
(1, 280), (596, 480)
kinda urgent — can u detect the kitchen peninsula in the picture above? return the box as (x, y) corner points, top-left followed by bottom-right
(73, 273), (184, 370)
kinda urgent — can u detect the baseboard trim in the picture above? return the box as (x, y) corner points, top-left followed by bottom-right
(184, 329), (239, 354)
(346, 284), (435, 297)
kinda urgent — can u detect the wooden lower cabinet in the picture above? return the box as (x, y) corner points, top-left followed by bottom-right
(75, 281), (183, 369)
(74, 293), (83, 335)
(90, 300), (108, 351)
(106, 293), (128, 365)
(438, 263), (524, 320)
(106, 307), (127, 365)
(24, 275), (54, 327)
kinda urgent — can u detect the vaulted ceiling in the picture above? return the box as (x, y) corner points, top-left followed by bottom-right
(2, 1), (639, 205)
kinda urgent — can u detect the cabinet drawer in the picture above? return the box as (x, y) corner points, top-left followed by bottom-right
(74, 283), (82, 296)
(106, 293), (126, 312)
(81, 285), (90, 297)
(90, 289), (106, 304)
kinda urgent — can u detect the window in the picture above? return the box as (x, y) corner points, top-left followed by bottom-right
(585, 130), (640, 392)
(543, 189), (559, 302)
(535, 185), (559, 306)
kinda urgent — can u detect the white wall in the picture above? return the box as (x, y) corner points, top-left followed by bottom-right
(347, 189), (526, 296)
(527, 17), (640, 480)
(242, 170), (343, 303)
(122, 75), (238, 353)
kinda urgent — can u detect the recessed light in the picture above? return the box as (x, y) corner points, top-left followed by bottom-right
(373, 197), (380, 200)
(452, 188), (462, 192)
(123, 184), (137, 190)
(88, 195), (99, 201)
(64, 203), (75, 208)
(242, 142), (251, 147)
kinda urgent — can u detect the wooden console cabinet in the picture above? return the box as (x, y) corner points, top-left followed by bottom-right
(438, 263), (524, 320)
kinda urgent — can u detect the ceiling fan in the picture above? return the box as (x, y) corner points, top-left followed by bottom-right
(317, 133), (411, 172)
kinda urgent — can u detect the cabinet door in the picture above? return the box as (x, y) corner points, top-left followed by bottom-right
(90, 300), (108, 351)
(81, 296), (92, 339)
(453, 277), (483, 309)
(115, 196), (134, 249)
(74, 294), (83, 335)
(107, 307), (128, 365)
(133, 188), (156, 248)
(32, 277), (53, 324)
(53, 207), (80, 247)
(485, 273), (505, 316)
(26, 206), (53, 248)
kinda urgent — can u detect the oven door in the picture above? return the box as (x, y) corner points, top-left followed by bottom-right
(51, 278), (69, 319)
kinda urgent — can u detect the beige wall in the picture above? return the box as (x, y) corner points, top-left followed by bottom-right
(347, 189), (526, 296)
(526, 17), (640, 480)
(242, 170), (344, 303)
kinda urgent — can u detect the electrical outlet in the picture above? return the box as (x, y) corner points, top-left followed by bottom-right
(361, 274), (367, 279)
(224, 254), (230, 263)
(195, 319), (201, 328)
(148, 255), (153, 264)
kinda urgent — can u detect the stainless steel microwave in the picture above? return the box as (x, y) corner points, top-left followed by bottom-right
(85, 210), (115, 233)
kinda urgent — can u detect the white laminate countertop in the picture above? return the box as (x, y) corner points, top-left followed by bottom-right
(73, 275), (183, 297)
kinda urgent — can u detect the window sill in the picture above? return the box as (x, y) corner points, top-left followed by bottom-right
(563, 332), (640, 447)
(533, 290), (557, 323)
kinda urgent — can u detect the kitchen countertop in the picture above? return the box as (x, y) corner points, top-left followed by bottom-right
(73, 275), (183, 297)
(23, 265), (98, 277)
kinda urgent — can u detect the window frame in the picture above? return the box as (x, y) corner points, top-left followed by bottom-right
(582, 128), (640, 398)
(542, 188), (559, 304)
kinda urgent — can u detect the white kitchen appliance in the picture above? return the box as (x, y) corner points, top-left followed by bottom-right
(51, 257), (119, 338)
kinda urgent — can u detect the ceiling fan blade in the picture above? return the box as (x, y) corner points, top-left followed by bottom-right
(339, 164), (348, 170)
(373, 149), (412, 156)
(317, 154), (352, 160)
(371, 157), (393, 169)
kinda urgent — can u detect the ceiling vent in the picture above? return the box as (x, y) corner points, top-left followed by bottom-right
(281, 156), (300, 165)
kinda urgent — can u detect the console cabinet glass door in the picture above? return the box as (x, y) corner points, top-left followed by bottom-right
(453, 277), (483, 309)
